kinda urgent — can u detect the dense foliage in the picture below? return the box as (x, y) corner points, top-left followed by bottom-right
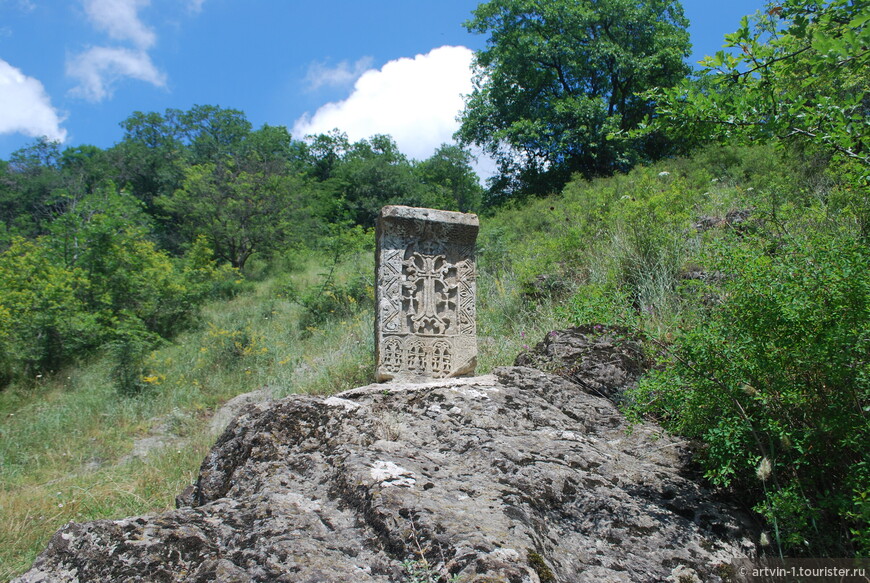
(645, 0), (869, 226)
(481, 138), (869, 555)
(0, 190), (238, 388)
(458, 0), (691, 200)
(630, 232), (869, 555)
(619, 0), (870, 555)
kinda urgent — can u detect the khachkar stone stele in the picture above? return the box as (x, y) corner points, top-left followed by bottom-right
(376, 205), (479, 382)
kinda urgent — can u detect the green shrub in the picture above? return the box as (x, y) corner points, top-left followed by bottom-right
(298, 271), (373, 330)
(181, 235), (247, 302)
(108, 321), (158, 396)
(201, 322), (271, 372)
(0, 214), (241, 389)
(627, 232), (870, 556)
(297, 224), (374, 330)
(0, 238), (96, 378)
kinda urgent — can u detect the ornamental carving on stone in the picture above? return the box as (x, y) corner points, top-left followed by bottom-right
(375, 206), (479, 382)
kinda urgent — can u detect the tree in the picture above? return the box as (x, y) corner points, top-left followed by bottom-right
(305, 130), (351, 182)
(2, 139), (64, 238)
(457, 0), (691, 199)
(415, 144), (484, 213)
(59, 145), (114, 197)
(242, 124), (311, 176)
(0, 186), (194, 382)
(645, 0), (869, 210)
(159, 158), (305, 271)
(45, 182), (151, 268)
(0, 237), (91, 377)
(114, 106), (317, 252)
(177, 105), (252, 166)
(112, 109), (187, 233)
(114, 105), (254, 211)
(331, 134), (429, 227)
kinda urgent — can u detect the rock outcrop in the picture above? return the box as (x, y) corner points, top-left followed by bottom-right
(515, 325), (648, 403)
(15, 366), (754, 583)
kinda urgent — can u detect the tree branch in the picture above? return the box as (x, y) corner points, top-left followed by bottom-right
(784, 127), (870, 165)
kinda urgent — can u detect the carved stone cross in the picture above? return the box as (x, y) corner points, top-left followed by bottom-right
(375, 205), (479, 382)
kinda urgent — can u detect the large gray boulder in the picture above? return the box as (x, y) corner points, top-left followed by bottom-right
(15, 367), (754, 583)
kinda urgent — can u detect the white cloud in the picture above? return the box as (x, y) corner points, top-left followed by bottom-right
(187, 0), (205, 13)
(67, 46), (166, 102)
(293, 45), (477, 162)
(0, 59), (67, 142)
(82, 0), (155, 49)
(304, 57), (374, 91)
(68, 0), (175, 101)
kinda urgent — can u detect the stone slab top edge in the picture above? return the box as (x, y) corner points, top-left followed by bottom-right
(379, 205), (479, 227)
(336, 373), (498, 399)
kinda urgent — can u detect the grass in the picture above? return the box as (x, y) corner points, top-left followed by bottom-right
(480, 144), (793, 336)
(476, 267), (563, 370)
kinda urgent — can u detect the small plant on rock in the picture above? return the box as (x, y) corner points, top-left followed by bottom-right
(402, 558), (459, 583)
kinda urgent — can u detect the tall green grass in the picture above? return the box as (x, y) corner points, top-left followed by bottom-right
(481, 144), (789, 337)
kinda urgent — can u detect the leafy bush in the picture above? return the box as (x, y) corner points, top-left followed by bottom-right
(180, 235), (247, 302)
(0, 194), (241, 389)
(0, 238), (95, 379)
(627, 232), (870, 555)
(108, 322), (158, 396)
(298, 272), (372, 330)
(645, 0), (869, 229)
(201, 323), (271, 372)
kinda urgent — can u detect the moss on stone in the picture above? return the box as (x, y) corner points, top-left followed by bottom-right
(526, 549), (556, 583)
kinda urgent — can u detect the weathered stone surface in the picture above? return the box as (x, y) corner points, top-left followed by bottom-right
(515, 325), (649, 403)
(375, 205), (479, 382)
(208, 386), (273, 436)
(15, 365), (755, 583)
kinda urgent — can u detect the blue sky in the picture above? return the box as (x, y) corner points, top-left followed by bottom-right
(0, 0), (768, 164)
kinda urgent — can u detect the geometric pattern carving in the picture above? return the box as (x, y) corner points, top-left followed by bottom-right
(375, 205), (479, 382)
